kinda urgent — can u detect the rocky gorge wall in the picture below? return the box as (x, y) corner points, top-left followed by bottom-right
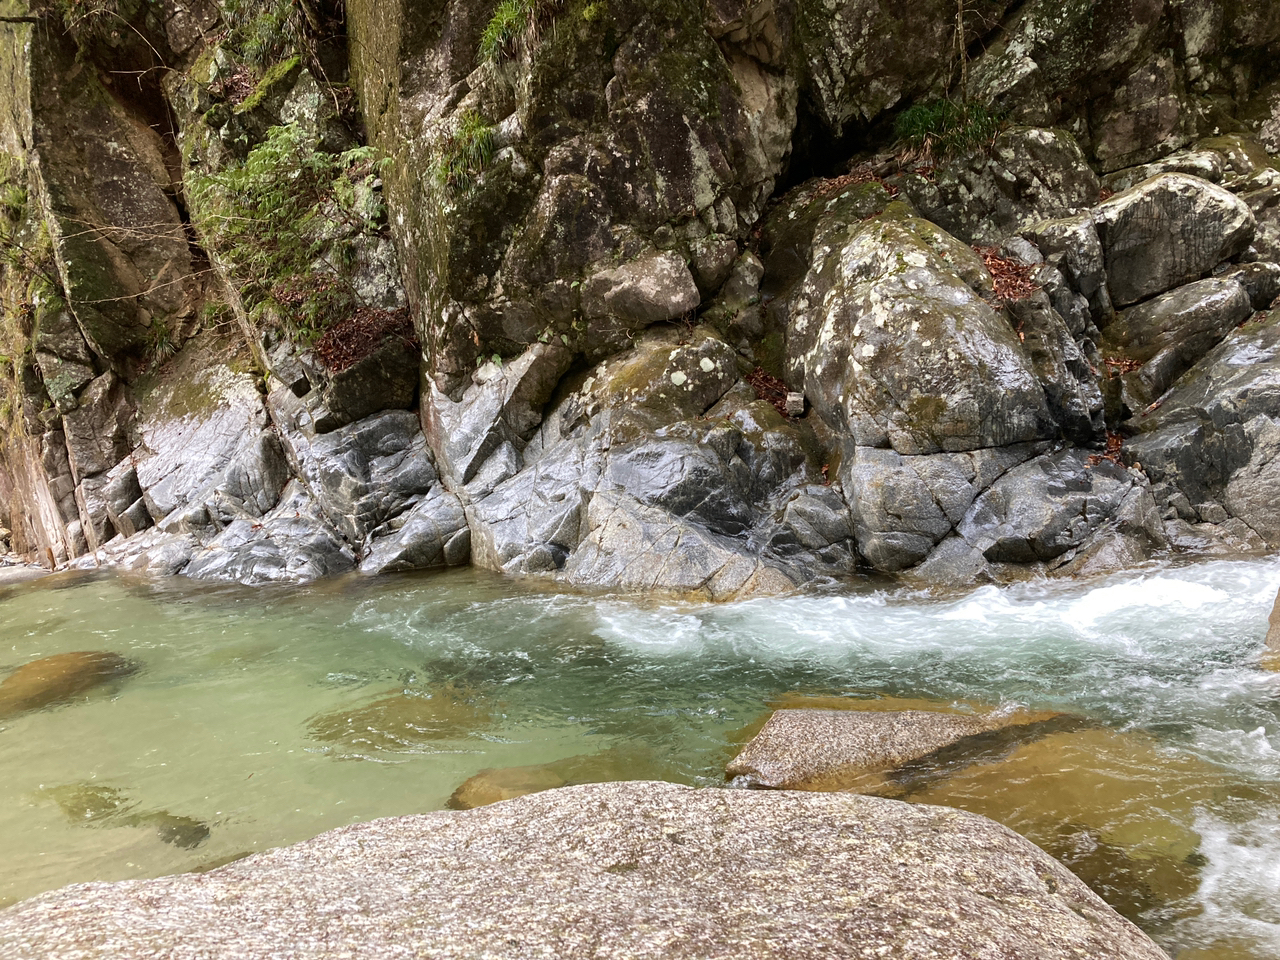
(0, 0), (1278, 596)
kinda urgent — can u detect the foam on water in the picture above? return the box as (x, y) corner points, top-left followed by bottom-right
(1, 556), (1279, 956)
(1182, 810), (1280, 954)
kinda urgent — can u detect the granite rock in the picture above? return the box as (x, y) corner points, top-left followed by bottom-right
(0, 781), (1170, 960)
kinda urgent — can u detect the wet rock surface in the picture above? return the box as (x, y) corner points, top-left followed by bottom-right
(726, 705), (1069, 792)
(0, 781), (1170, 960)
(1126, 311), (1280, 548)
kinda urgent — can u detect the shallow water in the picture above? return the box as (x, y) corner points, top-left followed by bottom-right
(1, 558), (1279, 958)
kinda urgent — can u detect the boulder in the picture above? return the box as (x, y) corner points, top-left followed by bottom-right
(785, 204), (1055, 457)
(1093, 173), (1255, 307)
(135, 363), (290, 533)
(580, 251), (701, 331)
(60, 373), (134, 482)
(899, 127), (1101, 245)
(0, 781), (1171, 960)
(270, 396), (439, 545)
(953, 448), (1151, 564)
(0, 651), (136, 720)
(181, 483), (355, 585)
(1126, 310), (1280, 547)
(359, 487), (471, 575)
(1102, 276), (1255, 408)
(726, 705), (1068, 792)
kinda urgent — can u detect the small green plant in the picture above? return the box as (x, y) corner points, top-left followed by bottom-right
(478, 0), (561, 65)
(190, 124), (387, 342)
(893, 100), (1004, 164)
(479, 0), (531, 64)
(434, 110), (495, 194)
(581, 1), (605, 22)
(145, 320), (176, 366)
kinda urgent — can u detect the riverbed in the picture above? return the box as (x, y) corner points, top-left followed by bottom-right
(2, 557), (1278, 959)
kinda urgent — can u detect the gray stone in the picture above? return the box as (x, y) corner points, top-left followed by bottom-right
(562, 491), (796, 601)
(1103, 277), (1255, 408)
(1093, 173), (1256, 307)
(727, 707), (1063, 791)
(424, 344), (574, 488)
(1009, 292), (1106, 444)
(359, 488), (471, 575)
(900, 127), (1101, 245)
(60, 373), (134, 482)
(0, 781), (1170, 960)
(135, 366), (290, 530)
(786, 206), (1055, 457)
(182, 483), (355, 585)
(956, 448), (1145, 564)
(581, 251), (702, 330)
(1219, 261), (1280, 311)
(1023, 214), (1114, 324)
(271, 392), (437, 545)
(1126, 312), (1280, 548)
(1103, 150), (1226, 194)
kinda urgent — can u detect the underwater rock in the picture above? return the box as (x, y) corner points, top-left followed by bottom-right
(38, 783), (210, 850)
(448, 746), (682, 810)
(306, 686), (492, 754)
(0, 781), (1171, 959)
(726, 704), (1069, 792)
(0, 651), (136, 719)
(904, 727), (1263, 920)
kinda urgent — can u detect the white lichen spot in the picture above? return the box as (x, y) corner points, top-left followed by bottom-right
(922, 339), (932, 348)
(911, 321), (920, 332)
(853, 322), (862, 336)
(861, 345), (875, 358)
(699, 357), (715, 372)
(671, 371), (688, 386)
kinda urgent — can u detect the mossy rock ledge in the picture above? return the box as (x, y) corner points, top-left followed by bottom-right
(0, 781), (1169, 960)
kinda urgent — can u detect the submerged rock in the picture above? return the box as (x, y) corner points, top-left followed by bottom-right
(905, 727), (1259, 919)
(38, 783), (210, 850)
(0, 781), (1170, 960)
(726, 704), (1069, 793)
(307, 685), (492, 754)
(0, 651), (135, 719)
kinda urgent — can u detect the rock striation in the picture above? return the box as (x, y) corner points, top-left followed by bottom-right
(0, 781), (1171, 960)
(0, 0), (1277, 593)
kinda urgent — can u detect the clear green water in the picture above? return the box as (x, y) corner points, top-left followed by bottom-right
(2, 558), (1279, 959)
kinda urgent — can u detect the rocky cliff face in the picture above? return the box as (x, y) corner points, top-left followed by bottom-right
(0, 0), (1277, 594)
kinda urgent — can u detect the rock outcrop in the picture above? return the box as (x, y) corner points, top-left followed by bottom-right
(0, 0), (1277, 594)
(0, 781), (1171, 960)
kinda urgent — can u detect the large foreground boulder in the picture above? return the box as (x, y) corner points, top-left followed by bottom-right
(0, 781), (1169, 960)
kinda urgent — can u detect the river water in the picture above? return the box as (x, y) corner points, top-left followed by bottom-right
(1, 557), (1278, 958)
